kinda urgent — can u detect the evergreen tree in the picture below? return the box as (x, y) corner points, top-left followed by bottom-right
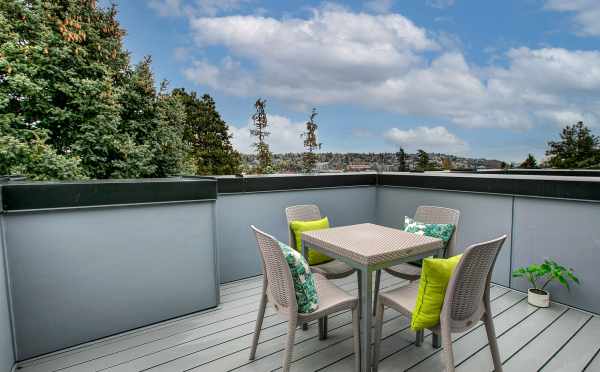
(250, 98), (272, 173)
(396, 147), (407, 171)
(417, 149), (430, 170)
(0, 1), (199, 179)
(301, 108), (321, 173)
(174, 89), (241, 175)
(546, 121), (600, 168)
(520, 153), (538, 169)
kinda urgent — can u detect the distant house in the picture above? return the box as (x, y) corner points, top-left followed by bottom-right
(347, 163), (371, 172)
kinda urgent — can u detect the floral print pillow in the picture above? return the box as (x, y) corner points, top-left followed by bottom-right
(404, 216), (455, 246)
(278, 241), (319, 313)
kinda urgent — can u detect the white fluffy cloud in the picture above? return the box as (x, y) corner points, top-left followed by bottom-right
(384, 126), (468, 154)
(182, 7), (600, 131)
(229, 115), (306, 154)
(545, 0), (600, 36)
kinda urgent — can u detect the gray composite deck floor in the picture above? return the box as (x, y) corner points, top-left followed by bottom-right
(15, 272), (600, 372)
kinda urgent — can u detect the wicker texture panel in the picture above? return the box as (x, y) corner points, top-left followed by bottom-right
(252, 227), (295, 311)
(302, 223), (443, 266)
(448, 237), (505, 322)
(285, 204), (355, 278)
(414, 206), (460, 257)
(285, 205), (321, 250)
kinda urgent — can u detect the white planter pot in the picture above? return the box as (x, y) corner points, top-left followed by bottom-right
(528, 288), (550, 308)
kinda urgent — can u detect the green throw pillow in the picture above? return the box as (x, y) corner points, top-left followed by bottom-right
(404, 216), (455, 267)
(404, 216), (455, 244)
(411, 254), (462, 330)
(290, 217), (333, 266)
(278, 241), (319, 313)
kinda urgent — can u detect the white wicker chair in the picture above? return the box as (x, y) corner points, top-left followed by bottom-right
(373, 205), (460, 325)
(249, 226), (360, 372)
(372, 235), (507, 372)
(285, 205), (357, 337)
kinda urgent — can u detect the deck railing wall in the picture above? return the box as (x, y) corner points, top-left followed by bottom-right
(0, 212), (15, 372)
(0, 172), (599, 364)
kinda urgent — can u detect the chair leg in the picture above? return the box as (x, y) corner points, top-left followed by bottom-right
(352, 306), (361, 372)
(441, 318), (455, 372)
(250, 281), (268, 360)
(415, 329), (424, 346)
(372, 300), (385, 372)
(282, 317), (298, 372)
(432, 332), (441, 349)
(318, 317), (328, 340)
(484, 310), (503, 372)
(356, 270), (362, 318)
(373, 270), (381, 316)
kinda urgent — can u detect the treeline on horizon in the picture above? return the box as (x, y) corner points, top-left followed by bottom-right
(1, 1), (599, 181)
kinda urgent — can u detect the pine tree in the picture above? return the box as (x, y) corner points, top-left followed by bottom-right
(520, 153), (538, 169)
(250, 98), (272, 173)
(1, 1), (199, 179)
(0, 1), (86, 179)
(396, 147), (407, 171)
(417, 149), (430, 170)
(301, 108), (321, 173)
(546, 121), (600, 169)
(174, 89), (241, 175)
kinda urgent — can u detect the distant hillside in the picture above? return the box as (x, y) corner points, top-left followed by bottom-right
(241, 152), (504, 172)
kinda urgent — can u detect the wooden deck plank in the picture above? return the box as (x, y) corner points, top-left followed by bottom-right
(454, 302), (567, 372)
(18, 278), (269, 371)
(24, 275), (374, 372)
(584, 349), (600, 371)
(540, 316), (600, 372)
(316, 286), (510, 372)
(14, 274), (600, 372)
(383, 291), (529, 372)
(124, 277), (406, 372)
(503, 308), (591, 372)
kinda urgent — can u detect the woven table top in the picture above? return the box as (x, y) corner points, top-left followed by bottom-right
(301, 223), (443, 267)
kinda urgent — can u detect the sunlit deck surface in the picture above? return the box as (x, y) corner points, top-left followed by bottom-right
(15, 272), (600, 372)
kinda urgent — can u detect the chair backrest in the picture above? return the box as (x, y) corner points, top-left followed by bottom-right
(285, 204), (322, 250)
(442, 235), (507, 332)
(414, 206), (460, 257)
(250, 225), (297, 314)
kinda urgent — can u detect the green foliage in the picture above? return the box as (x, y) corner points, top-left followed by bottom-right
(173, 89), (241, 175)
(416, 149), (430, 171)
(546, 121), (600, 169)
(301, 108), (321, 173)
(1, 1), (238, 180)
(512, 259), (580, 291)
(250, 99), (272, 174)
(396, 147), (407, 171)
(0, 131), (86, 180)
(520, 153), (538, 169)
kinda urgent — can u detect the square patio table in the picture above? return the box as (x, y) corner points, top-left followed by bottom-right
(301, 223), (444, 371)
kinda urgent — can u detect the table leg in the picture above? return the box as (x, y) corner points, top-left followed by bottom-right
(359, 267), (372, 371)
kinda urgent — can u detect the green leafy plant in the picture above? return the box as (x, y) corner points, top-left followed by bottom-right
(512, 259), (580, 292)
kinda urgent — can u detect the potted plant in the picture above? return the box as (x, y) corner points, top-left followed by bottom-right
(512, 259), (580, 308)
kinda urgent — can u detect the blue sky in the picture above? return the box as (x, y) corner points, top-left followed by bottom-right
(105, 0), (600, 162)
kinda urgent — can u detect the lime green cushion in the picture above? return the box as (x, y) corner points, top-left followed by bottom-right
(411, 254), (463, 331)
(290, 217), (333, 266)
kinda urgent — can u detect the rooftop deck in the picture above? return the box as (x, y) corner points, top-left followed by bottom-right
(15, 272), (600, 372)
